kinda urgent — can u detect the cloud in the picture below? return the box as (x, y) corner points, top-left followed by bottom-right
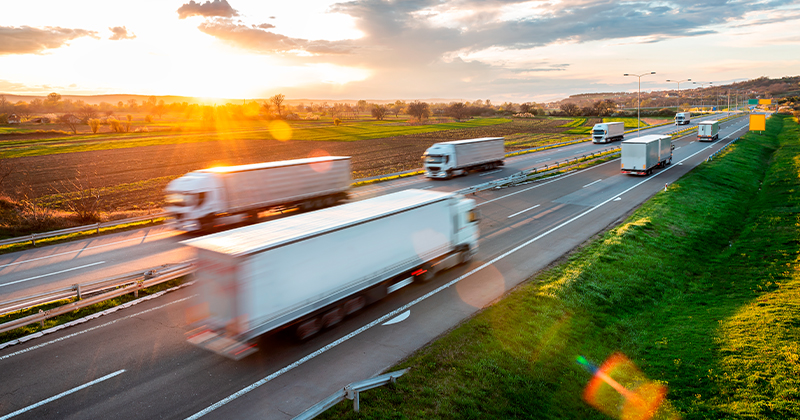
(197, 20), (355, 54)
(108, 26), (136, 41)
(0, 26), (98, 55)
(177, 0), (240, 19)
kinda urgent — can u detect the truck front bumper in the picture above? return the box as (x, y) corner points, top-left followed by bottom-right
(167, 217), (201, 232)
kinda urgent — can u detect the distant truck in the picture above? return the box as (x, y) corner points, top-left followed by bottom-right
(674, 112), (691, 125)
(592, 122), (625, 144)
(620, 135), (674, 176)
(422, 137), (505, 179)
(183, 189), (480, 359)
(697, 120), (720, 141)
(165, 157), (351, 232)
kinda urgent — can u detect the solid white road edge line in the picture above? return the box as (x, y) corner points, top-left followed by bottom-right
(0, 369), (126, 420)
(507, 204), (541, 219)
(186, 126), (743, 420)
(0, 261), (106, 288)
(0, 229), (175, 269)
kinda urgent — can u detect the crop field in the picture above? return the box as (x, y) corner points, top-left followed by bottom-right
(0, 116), (593, 233)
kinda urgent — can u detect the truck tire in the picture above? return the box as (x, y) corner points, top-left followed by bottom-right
(321, 307), (344, 328)
(460, 249), (473, 265)
(296, 318), (321, 340)
(343, 296), (366, 315)
(200, 215), (215, 231)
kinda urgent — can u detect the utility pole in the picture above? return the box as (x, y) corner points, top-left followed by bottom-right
(624, 71), (656, 137)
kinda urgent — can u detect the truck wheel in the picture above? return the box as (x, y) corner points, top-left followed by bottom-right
(296, 318), (321, 340)
(460, 249), (473, 265)
(343, 296), (366, 315)
(200, 215), (215, 231)
(446, 170), (453, 179)
(321, 308), (344, 328)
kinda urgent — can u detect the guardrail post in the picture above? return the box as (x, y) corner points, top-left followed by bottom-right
(39, 309), (44, 328)
(345, 385), (359, 412)
(75, 284), (82, 300)
(96, 223), (100, 234)
(31, 234), (36, 246)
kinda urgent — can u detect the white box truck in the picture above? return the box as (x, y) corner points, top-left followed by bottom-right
(674, 112), (691, 125)
(697, 120), (720, 141)
(620, 135), (674, 176)
(422, 137), (505, 179)
(165, 156), (351, 232)
(592, 122), (625, 144)
(183, 189), (480, 359)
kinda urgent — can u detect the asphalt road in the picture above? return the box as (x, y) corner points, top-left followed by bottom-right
(0, 114), (748, 420)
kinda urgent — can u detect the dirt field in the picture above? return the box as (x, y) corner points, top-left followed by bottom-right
(1, 118), (579, 213)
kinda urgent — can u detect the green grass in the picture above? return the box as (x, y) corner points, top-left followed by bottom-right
(558, 118), (588, 128)
(603, 117), (650, 128)
(319, 115), (800, 419)
(0, 118), (511, 159)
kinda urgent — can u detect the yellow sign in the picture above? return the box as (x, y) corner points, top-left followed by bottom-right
(750, 114), (766, 131)
(759, 99), (772, 105)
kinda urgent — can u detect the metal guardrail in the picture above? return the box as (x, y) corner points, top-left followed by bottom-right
(0, 262), (194, 334)
(0, 212), (168, 248)
(456, 147), (621, 196)
(293, 369), (408, 419)
(707, 137), (742, 162)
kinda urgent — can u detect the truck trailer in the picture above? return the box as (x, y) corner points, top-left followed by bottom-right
(674, 112), (691, 125)
(165, 156), (351, 232)
(592, 122), (625, 144)
(697, 120), (720, 141)
(422, 137), (505, 179)
(620, 135), (673, 176)
(183, 189), (480, 359)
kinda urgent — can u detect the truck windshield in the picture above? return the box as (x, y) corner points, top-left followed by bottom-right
(424, 155), (445, 164)
(592, 129), (605, 136)
(165, 193), (197, 207)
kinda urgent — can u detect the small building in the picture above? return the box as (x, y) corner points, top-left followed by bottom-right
(29, 117), (51, 123)
(8, 114), (20, 124)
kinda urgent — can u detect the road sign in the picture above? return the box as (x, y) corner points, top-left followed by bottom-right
(759, 99), (772, 105)
(748, 99), (758, 105)
(749, 114), (766, 131)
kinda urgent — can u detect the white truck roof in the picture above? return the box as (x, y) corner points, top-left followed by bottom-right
(183, 189), (454, 257)
(200, 156), (350, 174)
(622, 134), (669, 144)
(698, 120), (719, 125)
(431, 137), (504, 146)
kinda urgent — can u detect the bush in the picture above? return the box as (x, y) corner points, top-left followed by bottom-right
(0, 114), (7, 124)
(144, 115), (153, 123)
(333, 118), (342, 126)
(88, 119), (101, 133)
(107, 117), (122, 133)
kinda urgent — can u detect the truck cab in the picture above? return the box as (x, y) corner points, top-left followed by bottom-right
(674, 112), (691, 125)
(422, 144), (457, 178)
(165, 172), (223, 231)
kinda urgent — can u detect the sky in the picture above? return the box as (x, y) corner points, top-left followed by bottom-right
(1, 0), (799, 103)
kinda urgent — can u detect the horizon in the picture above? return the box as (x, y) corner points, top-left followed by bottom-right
(2, 0), (800, 102)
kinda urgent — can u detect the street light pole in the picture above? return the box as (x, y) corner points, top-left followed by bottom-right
(624, 71), (656, 137)
(693, 82), (713, 112)
(666, 78), (691, 112)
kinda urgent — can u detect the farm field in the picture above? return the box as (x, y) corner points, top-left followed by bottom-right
(318, 115), (800, 419)
(1, 116), (590, 235)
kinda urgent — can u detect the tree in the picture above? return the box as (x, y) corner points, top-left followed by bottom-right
(519, 103), (532, 114)
(77, 105), (98, 123)
(45, 92), (62, 110)
(561, 103), (579, 116)
(261, 101), (272, 117)
(371, 104), (388, 120)
(270, 94), (285, 118)
(57, 113), (80, 134)
(392, 100), (406, 117)
(446, 102), (469, 121)
(147, 96), (157, 108)
(407, 101), (430, 120)
(152, 104), (168, 119)
(0, 95), (9, 113)
(88, 118), (101, 133)
(357, 99), (368, 113)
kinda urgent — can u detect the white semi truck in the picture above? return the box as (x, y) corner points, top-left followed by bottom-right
(422, 137), (505, 179)
(697, 120), (720, 141)
(674, 112), (691, 125)
(183, 189), (480, 359)
(164, 156), (351, 231)
(620, 135), (674, 176)
(591, 122), (625, 144)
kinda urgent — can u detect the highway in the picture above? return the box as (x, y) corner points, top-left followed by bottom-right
(0, 114), (748, 420)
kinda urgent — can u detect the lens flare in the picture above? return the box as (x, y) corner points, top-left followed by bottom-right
(308, 149), (332, 173)
(579, 353), (678, 420)
(269, 120), (293, 141)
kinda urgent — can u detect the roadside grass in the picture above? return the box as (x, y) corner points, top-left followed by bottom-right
(604, 117), (650, 128)
(0, 277), (187, 345)
(504, 133), (584, 148)
(0, 118), (511, 159)
(319, 115), (800, 419)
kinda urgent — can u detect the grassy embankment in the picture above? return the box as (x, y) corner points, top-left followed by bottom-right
(0, 118), (510, 159)
(320, 114), (800, 419)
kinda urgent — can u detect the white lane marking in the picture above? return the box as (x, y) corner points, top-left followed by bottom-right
(417, 186), (433, 190)
(534, 158), (549, 163)
(0, 294), (196, 360)
(583, 179), (602, 188)
(383, 310), (410, 326)
(0, 230), (174, 269)
(613, 197), (621, 201)
(476, 159), (619, 207)
(0, 369), (126, 420)
(507, 204), (541, 219)
(479, 170), (502, 177)
(186, 136), (730, 420)
(0, 261), (106, 288)
(675, 146), (681, 150)
(387, 277), (413, 294)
